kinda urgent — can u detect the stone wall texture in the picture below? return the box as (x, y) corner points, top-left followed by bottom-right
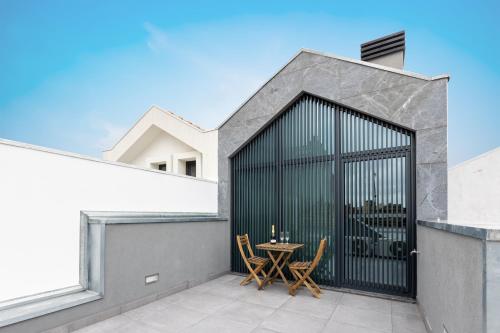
(218, 50), (448, 221)
(417, 224), (484, 333)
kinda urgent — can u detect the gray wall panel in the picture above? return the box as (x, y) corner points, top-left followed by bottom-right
(417, 224), (483, 333)
(2, 219), (229, 333)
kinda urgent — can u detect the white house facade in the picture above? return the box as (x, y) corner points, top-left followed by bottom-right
(103, 106), (218, 180)
(449, 146), (500, 225)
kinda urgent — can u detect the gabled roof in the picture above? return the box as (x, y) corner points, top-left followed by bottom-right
(152, 105), (206, 132)
(102, 105), (217, 164)
(217, 48), (450, 130)
(103, 105), (214, 154)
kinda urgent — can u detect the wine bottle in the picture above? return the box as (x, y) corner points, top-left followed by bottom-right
(270, 224), (277, 244)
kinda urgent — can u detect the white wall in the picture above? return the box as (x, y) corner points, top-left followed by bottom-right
(0, 139), (217, 302)
(122, 128), (194, 171)
(449, 147), (500, 225)
(103, 106), (218, 180)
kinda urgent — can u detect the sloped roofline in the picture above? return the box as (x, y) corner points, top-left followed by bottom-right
(103, 105), (216, 153)
(216, 48), (450, 130)
(449, 146), (500, 171)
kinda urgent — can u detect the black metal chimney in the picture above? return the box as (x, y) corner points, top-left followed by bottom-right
(361, 31), (405, 69)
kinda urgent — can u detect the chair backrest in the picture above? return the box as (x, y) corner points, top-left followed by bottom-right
(236, 234), (255, 260)
(308, 238), (327, 272)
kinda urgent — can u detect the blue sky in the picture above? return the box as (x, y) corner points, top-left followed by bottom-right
(0, 1), (498, 166)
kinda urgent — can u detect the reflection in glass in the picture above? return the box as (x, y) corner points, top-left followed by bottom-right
(344, 156), (408, 290)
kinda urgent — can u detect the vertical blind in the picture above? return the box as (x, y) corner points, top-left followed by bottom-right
(231, 93), (415, 296)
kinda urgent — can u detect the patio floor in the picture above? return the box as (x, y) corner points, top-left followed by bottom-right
(75, 274), (427, 333)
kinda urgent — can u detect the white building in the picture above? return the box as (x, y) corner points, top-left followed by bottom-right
(448, 146), (500, 225)
(103, 106), (218, 180)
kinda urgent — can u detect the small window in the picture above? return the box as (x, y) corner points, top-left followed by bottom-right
(185, 161), (196, 177)
(158, 163), (167, 171)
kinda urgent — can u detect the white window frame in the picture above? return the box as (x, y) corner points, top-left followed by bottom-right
(172, 151), (201, 178)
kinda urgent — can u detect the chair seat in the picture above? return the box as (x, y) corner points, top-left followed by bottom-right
(248, 256), (269, 265)
(289, 261), (311, 270)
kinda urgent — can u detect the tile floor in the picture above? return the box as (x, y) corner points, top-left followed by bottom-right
(75, 274), (427, 333)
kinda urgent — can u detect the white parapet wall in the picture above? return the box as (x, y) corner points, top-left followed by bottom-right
(0, 139), (217, 302)
(448, 147), (500, 225)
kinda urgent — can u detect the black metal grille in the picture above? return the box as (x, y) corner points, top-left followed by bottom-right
(340, 107), (414, 295)
(361, 31), (405, 61)
(230, 92), (416, 296)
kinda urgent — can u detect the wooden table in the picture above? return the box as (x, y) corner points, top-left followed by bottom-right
(255, 242), (304, 289)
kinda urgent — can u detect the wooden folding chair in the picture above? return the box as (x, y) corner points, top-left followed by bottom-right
(236, 234), (269, 288)
(288, 238), (327, 298)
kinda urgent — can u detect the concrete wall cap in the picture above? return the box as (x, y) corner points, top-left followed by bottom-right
(82, 211), (227, 225)
(418, 219), (500, 241)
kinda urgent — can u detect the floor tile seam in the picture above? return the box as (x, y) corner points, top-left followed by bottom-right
(208, 313), (259, 330)
(119, 311), (154, 324)
(130, 316), (182, 333)
(391, 298), (395, 333)
(271, 307), (331, 323)
(390, 305), (396, 333)
(202, 284), (252, 293)
(173, 310), (211, 333)
(279, 303), (337, 321)
(258, 304), (283, 329)
(332, 305), (393, 333)
(239, 297), (290, 309)
(324, 320), (391, 333)
(176, 295), (236, 315)
(190, 289), (240, 302)
(250, 324), (281, 333)
(123, 301), (174, 317)
(391, 310), (422, 320)
(138, 301), (210, 321)
(209, 298), (241, 317)
(337, 301), (393, 315)
(214, 298), (278, 326)
(331, 311), (393, 333)
(127, 320), (164, 333)
(172, 299), (235, 315)
(316, 314), (330, 333)
(322, 299), (340, 325)
(220, 315), (263, 330)
(164, 299), (206, 312)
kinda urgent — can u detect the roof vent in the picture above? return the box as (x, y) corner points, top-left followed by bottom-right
(361, 31), (405, 69)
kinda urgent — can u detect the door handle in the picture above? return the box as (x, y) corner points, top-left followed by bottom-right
(410, 249), (420, 256)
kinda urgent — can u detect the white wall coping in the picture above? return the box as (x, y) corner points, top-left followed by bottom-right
(0, 138), (217, 184)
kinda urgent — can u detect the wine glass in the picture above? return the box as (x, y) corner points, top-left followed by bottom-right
(285, 231), (290, 244)
(279, 231), (284, 243)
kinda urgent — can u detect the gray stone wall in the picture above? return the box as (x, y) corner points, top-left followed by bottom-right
(218, 50), (448, 221)
(486, 241), (500, 333)
(2, 218), (229, 333)
(417, 220), (500, 333)
(416, 224), (484, 333)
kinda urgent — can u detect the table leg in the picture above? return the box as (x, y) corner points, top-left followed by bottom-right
(267, 251), (292, 286)
(270, 252), (292, 285)
(260, 251), (285, 290)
